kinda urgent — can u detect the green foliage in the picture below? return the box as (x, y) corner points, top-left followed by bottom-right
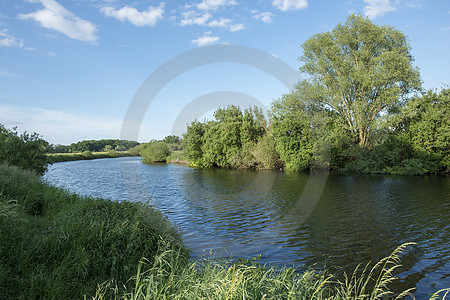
(184, 106), (267, 168)
(0, 124), (50, 175)
(64, 139), (139, 153)
(0, 164), (186, 299)
(166, 150), (186, 163)
(163, 135), (181, 145)
(300, 14), (421, 146)
(140, 141), (170, 163)
(396, 88), (450, 172)
(252, 132), (283, 170)
(184, 121), (207, 166)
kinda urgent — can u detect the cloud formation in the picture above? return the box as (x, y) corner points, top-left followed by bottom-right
(191, 31), (219, 46)
(197, 0), (237, 11)
(18, 0), (98, 42)
(364, 0), (396, 19)
(252, 11), (274, 23)
(0, 29), (24, 48)
(272, 0), (308, 11)
(180, 10), (243, 32)
(101, 3), (165, 27)
(180, 11), (212, 26)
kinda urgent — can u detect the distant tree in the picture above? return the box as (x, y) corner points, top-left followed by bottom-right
(300, 14), (421, 146)
(163, 135), (180, 144)
(114, 145), (126, 152)
(0, 124), (50, 175)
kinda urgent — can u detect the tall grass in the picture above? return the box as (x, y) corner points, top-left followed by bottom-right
(0, 163), (187, 299)
(93, 242), (449, 300)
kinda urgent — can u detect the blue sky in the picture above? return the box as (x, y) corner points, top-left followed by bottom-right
(0, 0), (449, 145)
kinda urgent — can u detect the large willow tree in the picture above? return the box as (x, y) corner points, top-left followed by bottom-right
(300, 14), (421, 146)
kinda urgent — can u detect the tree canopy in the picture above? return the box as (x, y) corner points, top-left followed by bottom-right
(300, 14), (421, 146)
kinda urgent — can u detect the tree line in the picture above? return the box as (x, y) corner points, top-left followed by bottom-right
(48, 139), (140, 153)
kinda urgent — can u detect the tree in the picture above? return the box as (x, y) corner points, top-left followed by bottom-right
(0, 124), (50, 175)
(396, 88), (450, 172)
(183, 106), (267, 168)
(300, 14), (421, 146)
(163, 135), (180, 144)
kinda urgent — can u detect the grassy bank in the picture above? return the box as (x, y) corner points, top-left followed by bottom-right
(0, 164), (186, 299)
(1, 164), (448, 299)
(46, 151), (135, 163)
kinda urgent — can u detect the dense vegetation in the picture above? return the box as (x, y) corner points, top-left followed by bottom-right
(46, 150), (134, 164)
(183, 15), (449, 175)
(139, 135), (185, 163)
(48, 139), (139, 153)
(0, 124), (50, 175)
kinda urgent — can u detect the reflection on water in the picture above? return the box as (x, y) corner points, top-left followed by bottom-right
(43, 157), (450, 298)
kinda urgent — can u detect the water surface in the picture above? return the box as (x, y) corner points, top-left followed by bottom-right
(44, 157), (450, 298)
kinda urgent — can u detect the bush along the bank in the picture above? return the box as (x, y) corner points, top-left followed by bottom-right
(0, 163), (187, 299)
(140, 141), (170, 163)
(0, 124), (49, 175)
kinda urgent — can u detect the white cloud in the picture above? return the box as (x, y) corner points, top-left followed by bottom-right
(101, 2), (165, 27)
(180, 10), (242, 32)
(47, 51), (56, 56)
(272, 0), (308, 11)
(197, 0), (237, 11)
(0, 105), (123, 145)
(229, 23), (244, 32)
(18, 0), (98, 42)
(0, 29), (24, 48)
(252, 11), (274, 23)
(208, 17), (232, 27)
(180, 11), (212, 26)
(191, 31), (219, 46)
(363, 0), (396, 19)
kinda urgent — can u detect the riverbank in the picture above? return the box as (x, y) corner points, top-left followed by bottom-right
(0, 163), (185, 299)
(1, 164), (447, 299)
(46, 151), (136, 163)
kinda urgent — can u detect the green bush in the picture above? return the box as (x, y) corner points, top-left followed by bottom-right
(0, 124), (49, 175)
(140, 141), (170, 163)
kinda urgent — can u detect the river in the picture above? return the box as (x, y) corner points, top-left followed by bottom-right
(43, 156), (449, 298)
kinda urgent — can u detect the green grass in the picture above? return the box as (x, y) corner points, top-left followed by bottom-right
(46, 151), (135, 163)
(1, 163), (448, 299)
(0, 164), (187, 299)
(94, 242), (450, 300)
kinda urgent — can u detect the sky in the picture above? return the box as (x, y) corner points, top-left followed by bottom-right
(0, 0), (449, 145)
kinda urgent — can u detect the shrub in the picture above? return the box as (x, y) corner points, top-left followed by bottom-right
(140, 141), (170, 163)
(0, 124), (49, 175)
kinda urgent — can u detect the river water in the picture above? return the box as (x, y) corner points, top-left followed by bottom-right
(43, 156), (449, 298)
